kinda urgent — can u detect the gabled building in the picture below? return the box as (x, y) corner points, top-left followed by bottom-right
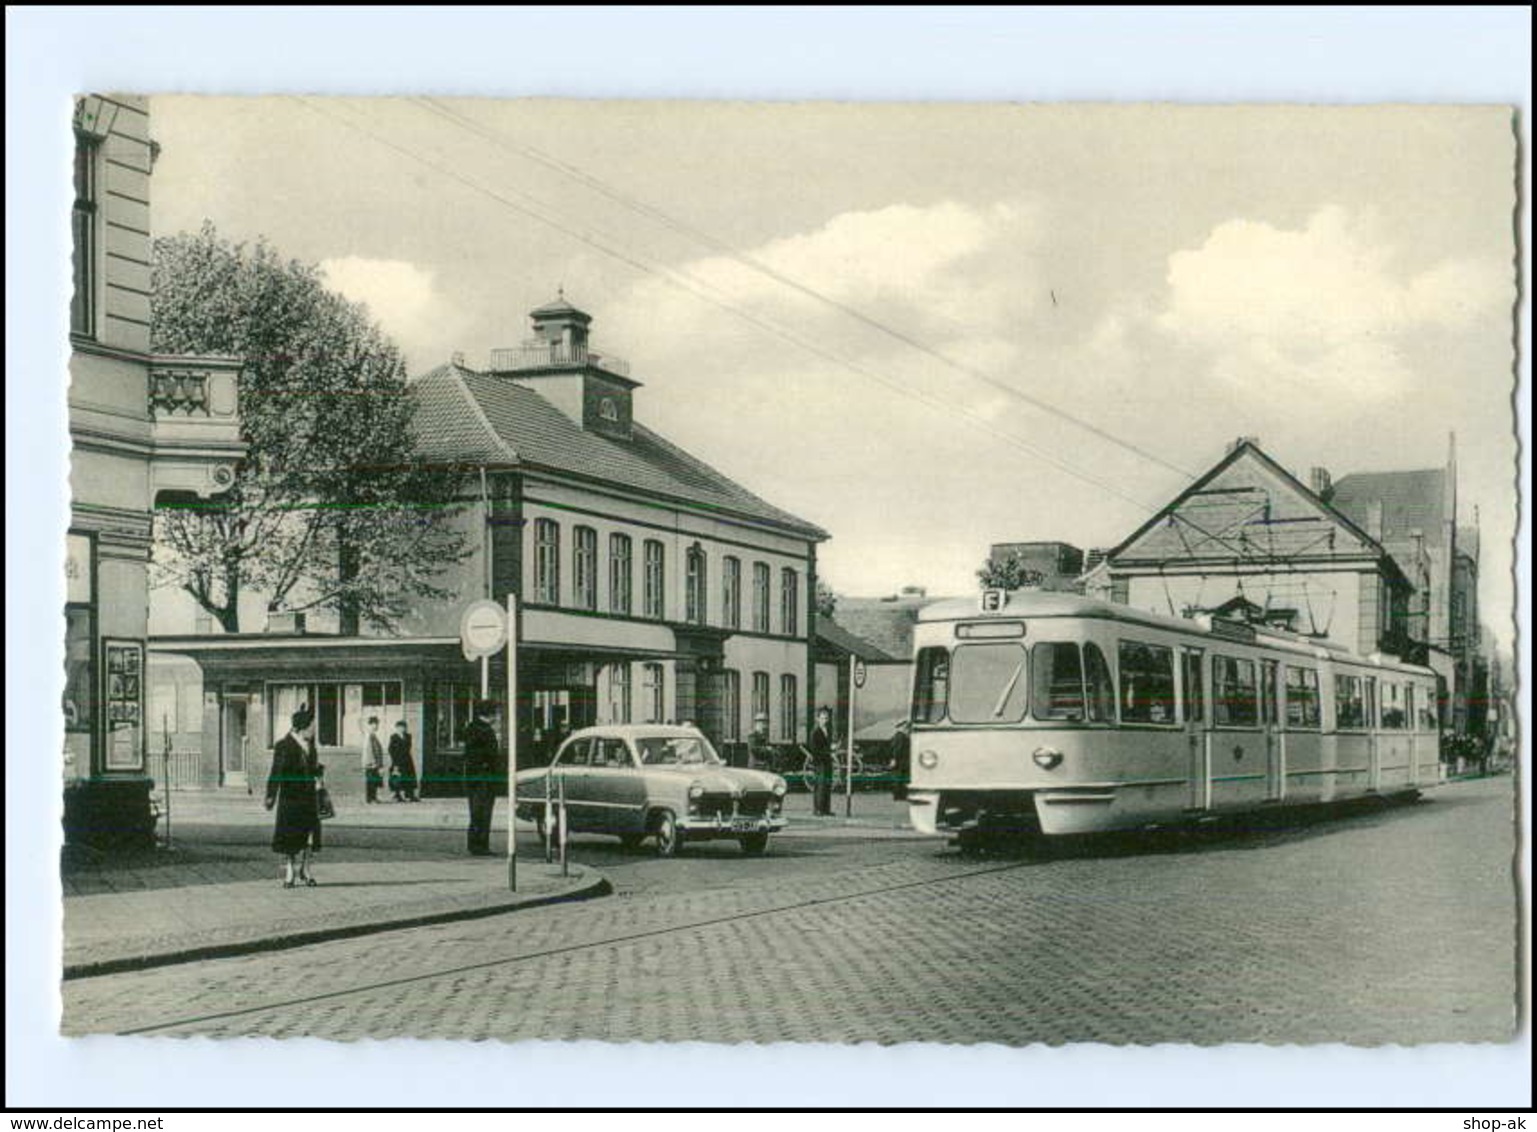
(65, 94), (244, 846)
(1088, 439), (1417, 662)
(150, 297), (828, 797)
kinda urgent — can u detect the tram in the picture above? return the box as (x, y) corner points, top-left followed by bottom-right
(906, 589), (1441, 844)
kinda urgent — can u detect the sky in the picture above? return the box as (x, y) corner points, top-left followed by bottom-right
(149, 98), (1519, 651)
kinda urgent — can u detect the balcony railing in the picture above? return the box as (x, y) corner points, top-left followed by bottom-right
(488, 341), (630, 378)
(148, 354), (245, 500)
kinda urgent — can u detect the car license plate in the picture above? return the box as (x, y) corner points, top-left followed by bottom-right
(731, 818), (762, 833)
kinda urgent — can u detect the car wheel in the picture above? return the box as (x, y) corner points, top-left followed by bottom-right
(652, 809), (682, 858)
(738, 832), (770, 857)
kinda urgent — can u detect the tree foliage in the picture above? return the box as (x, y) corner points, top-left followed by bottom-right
(151, 223), (470, 633)
(976, 553), (1044, 591)
(815, 579), (838, 620)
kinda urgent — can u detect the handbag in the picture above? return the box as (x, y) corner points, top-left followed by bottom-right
(316, 784), (336, 820)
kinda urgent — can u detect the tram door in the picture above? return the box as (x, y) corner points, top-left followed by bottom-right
(1261, 659), (1283, 801)
(1182, 648), (1209, 810)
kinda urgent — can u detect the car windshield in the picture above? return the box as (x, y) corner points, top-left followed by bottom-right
(634, 735), (722, 766)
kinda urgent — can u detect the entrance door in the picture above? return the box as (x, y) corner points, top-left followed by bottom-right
(1262, 659), (1283, 801)
(1182, 648), (1209, 811)
(222, 695), (249, 790)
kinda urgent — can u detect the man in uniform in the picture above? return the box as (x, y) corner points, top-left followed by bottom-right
(462, 699), (502, 856)
(746, 712), (775, 771)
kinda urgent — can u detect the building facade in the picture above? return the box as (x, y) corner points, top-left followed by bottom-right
(66, 94), (244, 843)
(150, 298), (827, 798)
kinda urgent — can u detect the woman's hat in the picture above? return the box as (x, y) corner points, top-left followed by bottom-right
(291, 706), (314, 729)
(474, 698), (498, 716)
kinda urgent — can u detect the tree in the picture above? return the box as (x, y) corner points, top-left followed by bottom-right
(151, 223), (470, 633)
(815, 579), (838, 620)
(976, 553), (1044, 591)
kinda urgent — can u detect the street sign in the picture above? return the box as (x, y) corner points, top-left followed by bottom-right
(980, 588), (1009, 612)
(460, 599), (508, 659)
(852, 658), (867, 689)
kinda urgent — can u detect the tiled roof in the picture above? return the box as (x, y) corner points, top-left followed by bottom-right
(1330, 469), (1448, 548)
(409, 362), (827, 538)
(834, 596), (955, 660)
(815, 617), (903, 663)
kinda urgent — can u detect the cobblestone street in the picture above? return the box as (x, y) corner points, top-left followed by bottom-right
(62, 776), (1519, 1046)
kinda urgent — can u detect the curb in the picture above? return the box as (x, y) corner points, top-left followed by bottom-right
(63, 866), (612, 982)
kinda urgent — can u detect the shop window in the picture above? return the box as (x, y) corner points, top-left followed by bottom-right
(1118, 640), (1176, 725)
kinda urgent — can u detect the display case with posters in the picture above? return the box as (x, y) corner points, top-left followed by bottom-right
(102, 639), (145, 771)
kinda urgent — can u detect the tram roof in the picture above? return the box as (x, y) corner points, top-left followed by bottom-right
(918, 590), (1435, 673)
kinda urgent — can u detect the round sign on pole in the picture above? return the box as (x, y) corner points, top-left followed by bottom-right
(460, 599), (508, 659)
(853, 658), (867, 689)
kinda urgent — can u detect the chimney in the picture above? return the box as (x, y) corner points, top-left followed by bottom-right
(1309, 466), (1333, 500)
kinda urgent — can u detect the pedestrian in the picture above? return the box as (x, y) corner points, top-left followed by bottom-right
(362, 716), (385, 804)
(888, 719), (912, 801)
(264, 705), (323, 888)
(746, 712), (774, 771)
(463, 698), (502, 856)
(388, 719), (419, 802)
(809, 705), (836, 816)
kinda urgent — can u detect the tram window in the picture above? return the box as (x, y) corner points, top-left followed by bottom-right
(1285, 666), (1320, 729)
(1381, 682), (1407, 729)
(948, 643), (1030, 725)
(1363, 678), (1377, 731)
(1182, 649), (1204, 723)
(1084, 643), (1115, 723)
(912, 647), (950, 724)
(1335, 675), (1365, 730)
(1117, 640), (1176, 725)
(1212, 655), (1259, 728)
(1260, 659), (1279, 725)
(1031, 642), (1085, 722)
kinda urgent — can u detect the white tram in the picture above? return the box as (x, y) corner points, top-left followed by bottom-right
(906, 590), (1441, 842)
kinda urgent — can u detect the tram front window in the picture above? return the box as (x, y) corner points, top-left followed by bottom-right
(1031, 642), (1085, 721)
(948, 642), (1030, 724)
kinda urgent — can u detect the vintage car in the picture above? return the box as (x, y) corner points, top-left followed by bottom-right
(513, 725), (789, 856)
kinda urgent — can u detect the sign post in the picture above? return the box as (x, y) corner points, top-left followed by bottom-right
(845, 654), (858, 817)
(505, 594), (519, 892)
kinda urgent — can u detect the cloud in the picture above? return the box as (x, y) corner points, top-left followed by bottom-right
(1153, 205), (1509, 401)
(319, 256), (466, 368)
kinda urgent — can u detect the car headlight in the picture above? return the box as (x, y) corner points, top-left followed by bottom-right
(771, 780), (787, 797)
(1032, 747), (1063, 770)
(917, 749), (939, 770)
(688, 783), (705, 799)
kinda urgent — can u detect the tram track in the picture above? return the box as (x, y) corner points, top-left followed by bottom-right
(113, 854), (1038, 1036)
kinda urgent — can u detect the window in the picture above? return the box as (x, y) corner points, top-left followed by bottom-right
(71, 134), (99, 337)
(752, 562), (771, 633)
(1084, 643), (1115, 723)
(948, 643), (1029, 725)
(534, 519), (560, 604)
(685, 545), (708, 625)
(271, 682), (343, 747)
(722, 669), (741, 742)
(1364, 678), (1377, 732)
(642, 663), (665, 724)
(1416, 684), (1438, 731)
(1118, 640), (1176, 725)
(609, 533), (632, 615)
(1335, 674), (1366, 730)
(643, 540), (666, 619)
(752, 671), (771, 729)
(779, 674), (798, 742)
(1285, 666), (1321, 729)
(64, 607), (94, 737)
(1260, 659), (1280, 726)
(1031, 642), (1086, 721)
(1381, 682), (1407, 729)
(557, 738), (593, 767)
(573, 526), (597, 610)
(1182, 648), (1205, 723)
(431, 683), (477, 750)
(912, 648), (950, 724)
(780, 568), (799, 637)
(594, 737), (631, 768)
(361, 682), (403, 707)
(722, 556), (742, 630)
(609, 663), (632, 724)
(1212, 655), (1259, 728)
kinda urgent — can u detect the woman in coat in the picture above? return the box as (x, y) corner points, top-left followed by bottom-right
(265, 705), (324, 887)
(388, 720), (419, 802)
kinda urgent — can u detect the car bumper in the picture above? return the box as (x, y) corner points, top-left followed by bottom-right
(678, 814), (787, 837)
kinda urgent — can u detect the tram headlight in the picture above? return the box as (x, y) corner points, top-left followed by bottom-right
(1032, 747), (1063, 770)
(917, 749), (939, 770)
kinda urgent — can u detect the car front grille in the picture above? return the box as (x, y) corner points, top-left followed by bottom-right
(694, 792), (774, 819)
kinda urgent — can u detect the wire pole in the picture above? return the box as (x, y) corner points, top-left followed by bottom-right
(506, 593), (518, 892)
(845, 654), (856, 818)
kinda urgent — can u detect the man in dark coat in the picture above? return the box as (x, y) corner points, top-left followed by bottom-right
(462, 699), (503, 856)
(265, 706), (323, 887)
(809, 705), (836, 816)
(388, 720), (419, 802)
(887, 719), (912, 801)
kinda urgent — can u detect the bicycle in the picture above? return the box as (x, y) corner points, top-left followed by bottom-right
(793, 744), (868, 796)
